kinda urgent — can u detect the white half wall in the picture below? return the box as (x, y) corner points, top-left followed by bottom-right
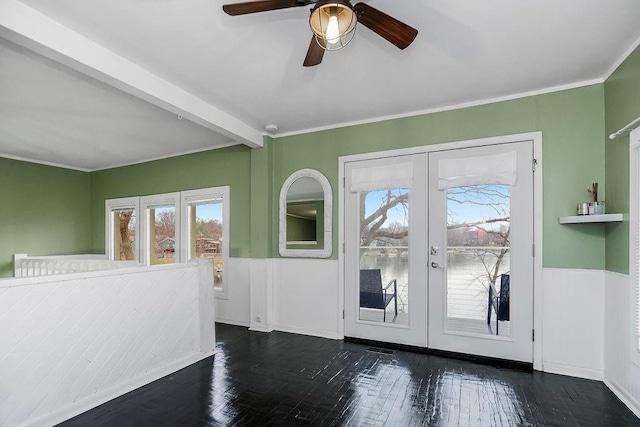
(272, 258), (339, 339)
(604, 271), (640, 418)
(541, 268), (604, 380)
(215, 257), (251, 327)
(0, 261), (215, 427)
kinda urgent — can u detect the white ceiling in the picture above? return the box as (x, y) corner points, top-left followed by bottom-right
(0, 38), (234, 171)
(2, 0), (640, 171)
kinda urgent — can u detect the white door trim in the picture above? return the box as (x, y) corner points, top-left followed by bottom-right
(337, 131), (543, 370)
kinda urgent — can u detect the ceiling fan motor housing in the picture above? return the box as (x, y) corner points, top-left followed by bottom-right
(309, 0), (357, 51)
(222, 0), (418, 66)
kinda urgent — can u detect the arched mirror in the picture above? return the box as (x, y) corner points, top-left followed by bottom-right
(279, 169), (332, 258)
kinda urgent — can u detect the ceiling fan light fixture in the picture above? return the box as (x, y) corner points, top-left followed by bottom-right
(309, 0), (356, 51)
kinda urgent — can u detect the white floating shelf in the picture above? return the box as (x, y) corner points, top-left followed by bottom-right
(558, 213), (623, 224)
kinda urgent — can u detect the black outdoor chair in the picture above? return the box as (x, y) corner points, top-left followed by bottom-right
(487, 273), (510, 335)
(359, 269), (398, 322)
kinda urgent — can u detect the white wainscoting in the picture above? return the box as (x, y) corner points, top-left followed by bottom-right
(604, 271), (640, 418)
(249, 261), (611, 372)
(272, 258), (339, 339)
(225, 260), (640, 416)
(0, 261), (215, 427)
(215, 257), (251, 327)
(249, 258), (274, 333)
(541, 268), (604, 380)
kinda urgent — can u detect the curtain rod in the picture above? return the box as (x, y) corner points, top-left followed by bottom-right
(609, 116), (640, 140)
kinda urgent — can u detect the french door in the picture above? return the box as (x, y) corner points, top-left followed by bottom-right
(343, 141), (534, 362)
(344, 154), (427, 347)
(428, 141), (533, 362)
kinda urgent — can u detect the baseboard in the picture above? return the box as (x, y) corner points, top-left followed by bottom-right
(24, 350), (215, 427)
(605, 376), (640, 419)
(215, 318), (250, 328)
(542, 361), (603, 381)
(249, 323), (271, 333)
(274, 324), (339, 340)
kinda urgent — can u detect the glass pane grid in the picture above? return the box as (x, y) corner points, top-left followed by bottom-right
(358, 188), (409, 325)
(112, 210), (136, 261)
(150, 206), (176, 266)
(188, 201), (223, 289)
(445, 185), (511, 337)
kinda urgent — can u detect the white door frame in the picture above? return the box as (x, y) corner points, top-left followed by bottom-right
(337, 131), (544, 371)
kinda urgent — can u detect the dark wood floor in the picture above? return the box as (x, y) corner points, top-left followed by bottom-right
(60, 323), (639, 426)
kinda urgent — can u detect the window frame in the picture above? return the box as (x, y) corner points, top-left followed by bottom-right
(140, 192), (181, 266)
(105, 197), (140, 261)
(180, 186), (230, 299)
(106, 188), (230, 300)
(630, 126), (640, 366)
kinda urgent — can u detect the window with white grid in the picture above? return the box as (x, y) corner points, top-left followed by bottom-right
(106, 187), (229, 299)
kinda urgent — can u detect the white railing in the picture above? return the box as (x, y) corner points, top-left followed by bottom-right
(14, 253), (139, 277)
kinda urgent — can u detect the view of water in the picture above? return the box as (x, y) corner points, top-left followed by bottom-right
(357, 184), (510, 329)
(359, 250), (510, 323)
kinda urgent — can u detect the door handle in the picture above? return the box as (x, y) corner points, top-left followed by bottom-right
(431, 262), (440, 269)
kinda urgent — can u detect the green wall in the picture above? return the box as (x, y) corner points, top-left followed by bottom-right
(266, 85), (606, 269)
(605, 44), (640, 274)
(0, 158), (92, 277)
(89, 145), (253, 258)
(2, 81), (616, 273)
(250, 137), (274, 259)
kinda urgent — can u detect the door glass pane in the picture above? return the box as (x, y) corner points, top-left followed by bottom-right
(358, 189), (409, 325)
(187, 199), (224, 289)
(112, 209), (136, 260)
(446, 184), (511, 337)
(149, 206), (176, 265)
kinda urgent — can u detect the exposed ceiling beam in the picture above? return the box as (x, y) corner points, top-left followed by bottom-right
(0, 0), (263, 148)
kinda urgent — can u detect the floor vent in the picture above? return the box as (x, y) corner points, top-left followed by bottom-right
(367, 347), (394, 355)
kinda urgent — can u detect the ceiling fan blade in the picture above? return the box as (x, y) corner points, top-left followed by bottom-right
(353, 3), (418, 49)
(223, 0), (313, 16)
(303, 36), (324, 67)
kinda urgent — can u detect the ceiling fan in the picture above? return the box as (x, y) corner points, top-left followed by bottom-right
(222, 0), (418, 67)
